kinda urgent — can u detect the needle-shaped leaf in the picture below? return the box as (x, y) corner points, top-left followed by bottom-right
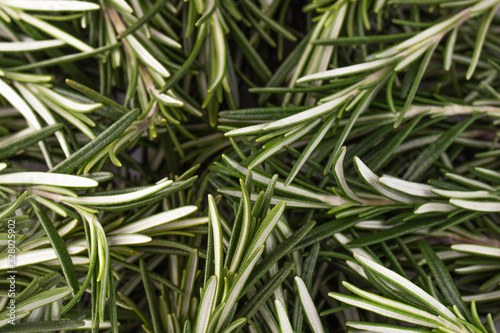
(295, 276), (324, 333)
(342, 281), (440, 323)
(334, 147), (362, 203)
(125, 35), (170, 77)
(215, 246), (264, 332)
(0, 246), (85, 269)
(65, 79), (128, 114)
(403, 114), (480, 181)
(451, 244), (500, 258)
(414, 203), (457, 214)
(237, 261), (294, 320)
(297, 57), (393, 83)
(354, 254), (458, 322)
(0, 78), (42, 130)
(0, 172), (98, 188)
(0, 320), (85, 332)
(229, 179), (251, 273)
(4, 287), (73, 315)
(140, 259), (163, 333)
(0, 123), (62, 159)
(179, 250), (198, 318)
(249, 119), (320, 169)
(50, 108), (140, 173)
(224, 16), (272, 82)
(208, 194), (223, 289)
(241, 201), (286, 266)
(368, 113), (424, 171)
(0, 192), (27, 220)
(286, 115), (336, 186)
(196, 0), (216, 27)
(96, 177), (198, 211)
(61, 179), (174, 205)
(110, 206), (197, 234)
(419, 242), (472, 322)
(118, 0), (169, 39)
(0, 39), (64, 52)
(432, 189), (490, 198)
(346, 322), (433, 333)
(450, 199), (500, 212)
(153, 90), (184, 107)
(221, 318), (246, 333)
(242, 0), (296, 41)
(467, 5), (497, 79)
(222, 155), (347, 206)
(354, 157), (414, 204)
(35, 85), (102, 113)
(379, 176), (437, 197)
(346, 213), (477, 248)
(395, 41), (439, 127)
(18, 11), (94, 52)
(392, 10), (466, 52)
(31, 201), (79, 295)
(207, 13), (226, 93)
(275, 300), (293, 333)
(244, 221), (315, 295)
(0, 0), (99, 11)
(262, 90), (354, 131)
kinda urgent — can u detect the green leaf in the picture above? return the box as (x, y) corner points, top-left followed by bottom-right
(65, 79), (128, 114)
(216, 246), (265, 332)
(379, 176), (437, 197)
(341, 281), (439, 323)
(31, 201), (79, 295)
(450, 199), (500, 212)
(286, 114), (336, 186)
(1, 0), (100, 11)
(244, 220), (315, 294)
(6, 287), (72, 315)
(0, 123), (62, 159)
(18, 11), (94, 52)
(354, 156), (414, 204)
(395, 41), (439, 127)
(346, 322), (433, 333)
(241, 200), (286, 266)
(50, 108), (140, 173)
(237, 261), (294, 320)
(117, 0), (169, 39)
(249, 119), (320, 169)
(347, 213), (478, 248)
(228, 179), (251, 273)
(466, 5), (498, 79)
(0, 191), (27, 220)
(0, 245), (85, 269)
(220, 319), (245, 333)
(140, 259), (163, 333)
(353, 254), (459, 323)
(0, 39), (64, 52)
(0, 172), (99, 188)
(242, 0), (296, 41)
(297, 58), (393, 83)
(334, 147), (362, 202)
(0, 319), (85, 332)
(275, 300), (293, 333)
(403, 114), (481, 181)
(295, 276), (324, 333)
(419, 242), (472, 322)
(208, 194), (223, 289)
(222, 155), (347, 206)
(223, 16), (272, 83)
(451, 244), (500, 258)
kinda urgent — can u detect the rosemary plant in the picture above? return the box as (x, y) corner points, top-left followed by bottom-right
(0, 0), (499, 332)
